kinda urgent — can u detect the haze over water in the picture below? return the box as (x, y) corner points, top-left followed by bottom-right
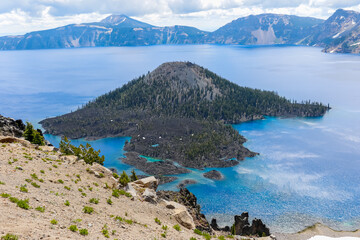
(1, 45), (360, 233)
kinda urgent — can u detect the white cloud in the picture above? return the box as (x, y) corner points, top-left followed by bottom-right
(0, 0), (360, 36)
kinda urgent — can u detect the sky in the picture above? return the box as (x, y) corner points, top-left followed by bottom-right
(0, 0), (360, 36)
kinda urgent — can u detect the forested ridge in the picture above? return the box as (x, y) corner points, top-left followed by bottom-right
(40, 62), (329, 170)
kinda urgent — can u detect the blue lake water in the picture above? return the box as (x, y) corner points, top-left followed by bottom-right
(1, 45), (360, 233)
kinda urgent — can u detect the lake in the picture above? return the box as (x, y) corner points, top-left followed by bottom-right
(1, 45), (360, 233)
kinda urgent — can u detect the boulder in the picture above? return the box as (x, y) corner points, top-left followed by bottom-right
(173, 209), (195, 229)
(125, 182), (137, 197)
(159, 199), (187, 211)
(134, 176), (159, 190)
(60, 155), (78, 164)
(142, 188), (157, 204)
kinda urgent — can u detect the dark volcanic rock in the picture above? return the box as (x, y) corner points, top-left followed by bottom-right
(233, 212), (251, 235)
(232, 212), (270, 236)
(157, 176), (178, 185)
(0, 115), (25, 138)
(250, 218), (270, 237)
(157, 188), (211, 233)
(210, 219), (230, 232)
(121, 152), (190, 175)
(203, 170), (224, 180)
(177, 179), (197, 188)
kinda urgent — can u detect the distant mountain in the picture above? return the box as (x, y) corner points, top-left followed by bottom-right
(206, 14), (324, 45)
(0, 15), (207, 50)
(40, 62), (328, 171)
(314, 9), (360, 53)
(1, 10), (360, 54)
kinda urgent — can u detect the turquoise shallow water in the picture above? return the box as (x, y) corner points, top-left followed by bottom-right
(1, 45), (360, 233)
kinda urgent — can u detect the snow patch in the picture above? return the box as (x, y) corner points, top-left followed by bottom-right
(308, 237), (360, 240)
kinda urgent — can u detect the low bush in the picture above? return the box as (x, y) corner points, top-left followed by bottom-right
(69, 225), (78, 232)
(82, 206), (94, 214)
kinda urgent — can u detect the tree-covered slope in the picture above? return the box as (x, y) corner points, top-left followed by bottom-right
(40, 62), (329, 170)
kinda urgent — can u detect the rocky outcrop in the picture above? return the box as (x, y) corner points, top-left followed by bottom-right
(125, 176), (159, 203)
(157, 188), (211, 232)
(159, 199), (196, 229)
(211, 212), (270, 237)
(0, 115), (25, 138)
(203, 170), (224, 180)
(232, 212), (270, 237)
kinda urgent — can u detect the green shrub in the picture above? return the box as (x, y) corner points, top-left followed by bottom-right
(9, 197), (18, 203)
(50, 219), (58, 225)
(107, 198), (113, 205)
(31, 182), (40, 188)
(218, 236), (225, 240)
(30, 173), (38, 180)
(82, 206), (94, 214)
(20, 184), (28, 193)
(0, 181), (5, 185)
(194, 229), (202, 235)
(161, 232), (166, 238)
(64, 200), (70, 206)
(64, 186), (71, 191)
(59, 137), (105, 165)
(69, 225), (78, 232)
(130, 170), (138, 181)
(79, 229), (88, 236)
(1, 193), (10, 198)
(162, 225), (168, 231)
(23, 122), (45, 146)
(112, 189), (131, 198)
(112, 172), (119, 179)
(40, 170), (45, 174)
(102, 224), (110, 238)
(154, 217), (161, 225)
(173, 224), (181, 231)
(1, 233), (19, 240)
(58, 179), (64, 184)
(35, 206), (45, 212)
(17, 199), (30, 210)
(89, 198), (99, 204)
(190, 238), (196, 240)
(119, 171), (130, 187)
(81, 192), (87, 197)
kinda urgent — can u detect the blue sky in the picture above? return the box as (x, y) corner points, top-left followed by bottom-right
(0, 0), (360, 36)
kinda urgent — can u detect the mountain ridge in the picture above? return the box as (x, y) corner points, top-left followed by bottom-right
(1, 10), (360, 53)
